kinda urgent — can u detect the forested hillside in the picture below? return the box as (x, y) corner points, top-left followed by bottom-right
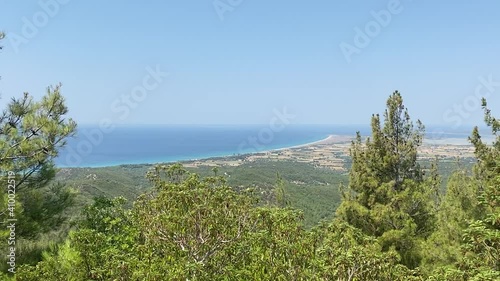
(55, 160), (347, 228)
(54, 158), (470, 229)
(1, 91), (497, 280)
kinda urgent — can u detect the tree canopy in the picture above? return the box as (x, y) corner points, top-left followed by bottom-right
(3, 91), (498, 280)
(1, 32), (77, 273)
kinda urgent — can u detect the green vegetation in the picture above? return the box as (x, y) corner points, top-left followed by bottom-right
(336, 91), (438, 269)
(55, 160), (346, 228)
(0, 72), (498, 280)
(0, 32), (77, 275)
(43, 156), (470, 230)
(15, 165), (418, 280)
(0, 87), (77, 271)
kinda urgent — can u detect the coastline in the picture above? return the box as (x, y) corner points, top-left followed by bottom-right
(59, 134), (339, 168)
(57, 133), (483, 169)
(185, 135), (337, 163)
(254, 135), (338, 154)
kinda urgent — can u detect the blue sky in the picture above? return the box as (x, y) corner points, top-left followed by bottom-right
(0, 0), (499, 128)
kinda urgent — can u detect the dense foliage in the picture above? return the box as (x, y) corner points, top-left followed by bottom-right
(14, 165), (413, 280)
(3, 92), (496, 280)
(336, 92), (438, 269)
(55, 160), (347, 228)
(1, 33), (77, 274)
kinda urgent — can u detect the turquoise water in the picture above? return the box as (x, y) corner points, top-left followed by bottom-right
(54, 124), (490, 168)
(55, 125), (359, 167)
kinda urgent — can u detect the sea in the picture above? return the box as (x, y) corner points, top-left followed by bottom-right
(54, 124), (493, 168)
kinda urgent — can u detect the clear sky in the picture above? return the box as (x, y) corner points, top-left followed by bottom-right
(0, 0), (499, 128)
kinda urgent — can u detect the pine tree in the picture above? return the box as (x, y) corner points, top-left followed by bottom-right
(0, 35), (77, 272)
(422, 168), (482, 274)
(0, 34), (77, 234)
(460, 99), (500, 277)
(428, 99), (500, 280)
(336, 91), (437, 269)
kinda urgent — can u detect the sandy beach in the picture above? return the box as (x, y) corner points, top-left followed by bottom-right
(183, 133), (478, 171)
(259, 135), (339, 153)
